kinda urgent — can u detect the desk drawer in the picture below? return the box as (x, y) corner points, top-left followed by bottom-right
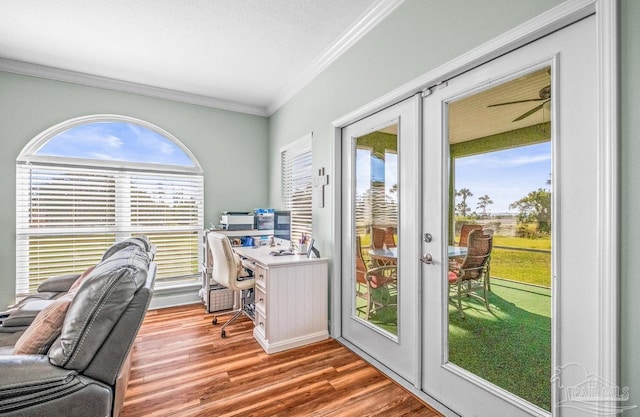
(256, 310), (267, 338)
(253, 266), (267, 287)
(255, 286), (267, 312)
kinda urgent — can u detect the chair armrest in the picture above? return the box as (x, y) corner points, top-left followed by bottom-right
(365, 265), (398, 276)
(0, 355), (112, 416)
(36, 273), (81, 293)
(0, 354), (75, 392)
(365, 265), (398, 286)
(0, 302), (53, 329)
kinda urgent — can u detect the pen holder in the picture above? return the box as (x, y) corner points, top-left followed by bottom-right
(299, 243), (308, 255)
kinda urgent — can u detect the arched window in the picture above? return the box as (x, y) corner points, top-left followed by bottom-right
(16, 115), (203, 296)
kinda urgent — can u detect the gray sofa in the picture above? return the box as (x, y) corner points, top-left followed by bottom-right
(0, 237), (157, 417)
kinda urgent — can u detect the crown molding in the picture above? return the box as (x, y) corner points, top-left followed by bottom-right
(0, 57), (269, 117)
(265, 0), (406, 116)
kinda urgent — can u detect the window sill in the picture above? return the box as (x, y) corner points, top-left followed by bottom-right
(154, 281), (201, 293)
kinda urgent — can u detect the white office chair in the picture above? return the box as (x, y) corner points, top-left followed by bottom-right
(207, 232), (255, 338)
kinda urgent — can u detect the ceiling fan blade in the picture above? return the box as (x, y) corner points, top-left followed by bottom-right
(512, 101), (548, 122)
(488, 98), (545, 107)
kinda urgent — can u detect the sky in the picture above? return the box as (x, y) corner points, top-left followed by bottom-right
(356, 149), (398, 199)
(355, 141), (551, 215)
(43, 122), (547, 215)
(455, 142), (551, 214)
(36, 122), (195, 166)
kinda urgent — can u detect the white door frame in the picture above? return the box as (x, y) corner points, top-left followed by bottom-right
(330, 0), (617, 408)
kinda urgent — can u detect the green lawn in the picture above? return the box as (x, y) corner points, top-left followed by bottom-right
(491, 236), (551, 288)
(355, 278), (552, 411)
(351, 231), (552, 410)
(354, 283), (398, 336)
(492, 235), (551, 250)
(449, 278), (551, 411)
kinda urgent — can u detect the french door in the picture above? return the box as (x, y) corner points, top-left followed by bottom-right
(422, 15), (599, 416)
(341, 96), (421, 386)
(341, 12), (608, 417)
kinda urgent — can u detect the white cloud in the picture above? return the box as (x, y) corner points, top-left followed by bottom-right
(158, 141), (175, 155)
(505, 153), (551, 166)
(456, 149), (550, 168)
(103, 135), (124, 148)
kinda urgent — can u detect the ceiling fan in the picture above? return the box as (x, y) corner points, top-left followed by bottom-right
(487, 85), (551, 122)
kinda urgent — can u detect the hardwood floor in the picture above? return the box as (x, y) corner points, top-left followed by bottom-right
(121, 304), (441, 417)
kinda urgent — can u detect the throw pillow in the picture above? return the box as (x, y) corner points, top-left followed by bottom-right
(67, 265), (96, 295)
(12, 295), (72, 355)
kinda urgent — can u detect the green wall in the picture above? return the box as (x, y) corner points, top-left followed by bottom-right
(269, 0), (640, 413)
(0, 71), (268, 309)
(620, 0), (640, 413)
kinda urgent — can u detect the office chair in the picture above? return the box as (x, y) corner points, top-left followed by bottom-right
(207, 232), (255, 338)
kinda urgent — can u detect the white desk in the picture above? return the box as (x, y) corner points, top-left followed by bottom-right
(234, 246), (329, 354)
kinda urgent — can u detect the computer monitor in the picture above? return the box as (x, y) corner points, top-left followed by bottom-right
(273, 210), (291, 248)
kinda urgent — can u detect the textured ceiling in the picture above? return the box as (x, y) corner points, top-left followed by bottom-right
(0, 0), (396, 114)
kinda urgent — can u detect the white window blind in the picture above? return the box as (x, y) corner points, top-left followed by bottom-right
(281, 134), (312, 246)
(16, 163), (203, 295)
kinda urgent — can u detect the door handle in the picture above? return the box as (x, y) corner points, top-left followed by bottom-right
(420, 253), (434, 265)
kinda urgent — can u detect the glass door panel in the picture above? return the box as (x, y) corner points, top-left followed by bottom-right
(353, 126), (399, 335)
(447, 67), (552, 411)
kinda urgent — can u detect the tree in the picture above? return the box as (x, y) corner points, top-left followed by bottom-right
(455, 188), (473, 217)
(509, 188), (551, 235)
(476, 194), (494, 218)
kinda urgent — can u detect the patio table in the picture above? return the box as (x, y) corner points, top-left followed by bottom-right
(368, 246), (468, 262)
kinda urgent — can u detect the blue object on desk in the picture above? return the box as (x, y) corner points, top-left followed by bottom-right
(241, 236), (254, 246)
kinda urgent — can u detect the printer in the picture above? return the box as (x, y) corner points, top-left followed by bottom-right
(220, 212), (254, 230)
(254, 208), (274, 230)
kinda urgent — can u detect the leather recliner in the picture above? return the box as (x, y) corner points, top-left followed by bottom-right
(0, 236), (152, 334)
(0, 238), (156, 417)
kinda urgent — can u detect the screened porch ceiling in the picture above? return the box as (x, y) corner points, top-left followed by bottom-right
(379, 67), (551, 145)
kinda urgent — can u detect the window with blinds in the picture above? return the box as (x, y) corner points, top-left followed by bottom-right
(16, 117), (203, 297)
(281, 134), (312, 246)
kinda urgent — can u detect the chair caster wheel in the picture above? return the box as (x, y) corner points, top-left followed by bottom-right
(221, 330), (226, 338)
(212, 317), (218, 325)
